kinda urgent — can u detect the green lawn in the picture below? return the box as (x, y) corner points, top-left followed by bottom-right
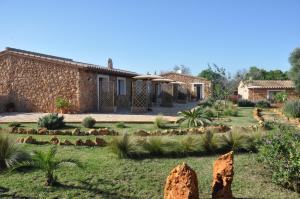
(1, 107), (298, 198)
(0, 144), (298, 199)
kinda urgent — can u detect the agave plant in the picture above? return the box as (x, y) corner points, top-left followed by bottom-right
(0, 133), (30, 171)
(14, 146), (82, 186)
(219, 131), (253, 152)
(177, 107), (211, 127)
(109, 133), (134, 158)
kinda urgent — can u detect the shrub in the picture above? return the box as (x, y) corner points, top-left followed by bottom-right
(0, 133), (30, 171)
(8, 121), (21, 128)
(218, 131), (254, 153)
(255, 100), (271, 108)
(238, 99), (255, 107)
(154, 116), (168, 129)
(198, 97), (214, 107)
(283, 100), (300, 118)
(55, 97), (71, 112)
(200, 131), (218, 154)
(223, 107), (238, 117)
(274, 91), (288, 103)
(142, 137), (166, 156)
(177, 136), (201, 155)
(109, 134), (133, 158)
(37, 113), (65, 130)
(258, 130), (300, 192)
(116, 122), (127, 128)
(82, 116), (96, 128)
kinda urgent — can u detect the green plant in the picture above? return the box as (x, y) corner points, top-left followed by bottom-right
(82, 116), (96, 128)
(109, 134), (133, 158)
(222, 107), (238, 117)
(116, 122), (127, 128)
(142, 137), (166, 156)
(274, 92), (288, 103)
(154, 116), (168, 129)
(8, 121), (21, 128)
(177, 136), (201, 155)
(55, 97), (71, 112)
(37, 113), (65, 130)
(283, 100), (300, 118)
(238, 99), (255, 107)
(200, 131), (218, 154)
(218, 131), (253, 152)
(14, 146), (81, 186)
(177, 108), (211, 127)
(258, 130), (300, 192)
(0, 133), (30, 171)
(255, 100), (271, 108)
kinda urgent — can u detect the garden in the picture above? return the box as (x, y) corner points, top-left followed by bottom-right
(0, 98), (299, 198)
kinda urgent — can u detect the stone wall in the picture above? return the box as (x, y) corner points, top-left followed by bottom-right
(0, 54), (80, 112)
(248, 88), (298, 101)
(161, 73), (212, 100)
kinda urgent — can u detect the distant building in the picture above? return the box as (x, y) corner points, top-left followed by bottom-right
(238, 80), (298, 101)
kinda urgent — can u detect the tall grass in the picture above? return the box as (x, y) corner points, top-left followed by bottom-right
(200, 131), (219, 154)
(109, 134), (134, 158)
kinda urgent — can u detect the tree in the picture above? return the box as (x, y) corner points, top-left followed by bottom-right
(173, 65), (191, 74)
(289, 48), (300, 93)
(245, 66), (267, 80)
(245, 66), (289, 80)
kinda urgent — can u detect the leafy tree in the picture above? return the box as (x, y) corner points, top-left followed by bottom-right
(15, 146), (82, 186)
(245, 66), (288, 80)
(289, 48), (300, 93)
(173, 65), (191, 74)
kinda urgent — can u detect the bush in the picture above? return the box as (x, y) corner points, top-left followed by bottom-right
(109, 134), (133, 158)
(154, 116), (168, 129)
(274, 91), (288, 103)
(255, 100), (271, 108)
(55, 97), (71, 112)
(198, 97), (214, 107)
(218, 131), (254, 152)
(116, 122), (127, 128)
(283, 101), (300, 118)
(82, 116), (96, 128)
(177, 136), (201, 155)
(238, 99), (255, 107)
(142, 137), (166, 156)
(8, 122), (21, 128)
(200, 131), (218, 154)
(37, 113), (65, 130)
(223, 107), (238, 117)
(258, 130), (300, 192)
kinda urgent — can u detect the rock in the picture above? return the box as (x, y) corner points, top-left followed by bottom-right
(164, 163), (199, 199)
(26, 128), (37, 134)
(38, 128), (48, 135)
(72, 128), (81, 136)
(50, 137), (60, 145)
(18, 128), (27, 134)
(84, 139), (95, 147)
(75, 139), (84, 146)
(64, 130), (72, 135)
(98, 128), (110, 135)
(16, 137), (25, 143)
(134, 129), (149, 136)
(61, 139), (73, 146)
(24, 136), (36, 144)
(10, 127), (18, 134)
(95, 138), (106, 147)
(212, 151), (234, 199)
(88, 129), (98, 135)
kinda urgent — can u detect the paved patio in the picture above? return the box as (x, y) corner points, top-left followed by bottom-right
(0, 102), (198, 123)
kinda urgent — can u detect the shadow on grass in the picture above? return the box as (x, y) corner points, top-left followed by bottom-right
(56, 179), (138, 199)
(0, 186), (36, 199)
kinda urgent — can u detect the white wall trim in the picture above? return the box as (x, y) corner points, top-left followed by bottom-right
(117, 77), (126, 96)
(267, 89), (285, 100)
(97, 74), (109, 111)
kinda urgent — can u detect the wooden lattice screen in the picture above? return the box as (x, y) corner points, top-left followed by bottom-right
(161, 83), (173, 107)
(177, 85), (188, 103)
(98, 80), (115, 112)
(131, 80), (149, 113)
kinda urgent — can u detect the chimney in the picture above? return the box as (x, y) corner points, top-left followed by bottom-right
(176, 69), (182, 74)
(107, 58), (113, 69)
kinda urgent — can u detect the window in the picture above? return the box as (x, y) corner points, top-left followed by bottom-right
(117, 77), (126, 95)
(267, 90), (284, 100)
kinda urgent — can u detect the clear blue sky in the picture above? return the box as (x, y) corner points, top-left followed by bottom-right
(1, 0), (299, 75)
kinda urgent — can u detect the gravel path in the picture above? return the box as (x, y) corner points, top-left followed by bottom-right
(0, 102), (198, 123)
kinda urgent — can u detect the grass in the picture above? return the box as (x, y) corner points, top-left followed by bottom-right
(221, 107), (257, 127)
(0, 144), (298, 198)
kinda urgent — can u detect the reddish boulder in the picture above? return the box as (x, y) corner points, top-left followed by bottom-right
(95, 137), (106, 147)
(84, 139), (95, 147)
(24, 136), (36, 144)
(16, 137), (25, 143)
(38, 128), (48, 135)
(164, 163), (199, 199)
(212, 151), (234, 199)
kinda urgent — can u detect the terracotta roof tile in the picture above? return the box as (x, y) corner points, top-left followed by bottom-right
(243, 80), (294, 89)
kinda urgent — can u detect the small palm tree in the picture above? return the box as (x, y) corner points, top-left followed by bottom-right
(0, 133), (30, 171)
(15, 146), (82, 186)
(177, 107), (211, 127)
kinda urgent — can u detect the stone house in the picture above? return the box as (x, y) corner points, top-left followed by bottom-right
(0, 47), (138, 113)
(238, 80), (298, 101)
(161, 72), (212, 100)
